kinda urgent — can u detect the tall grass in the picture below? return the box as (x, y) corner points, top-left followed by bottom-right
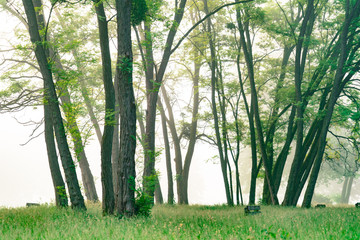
(1, 203), (359, 239)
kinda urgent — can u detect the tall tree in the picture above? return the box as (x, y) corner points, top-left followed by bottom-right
(115, 0), (137, 216)
(93, 0), (116, 215)
(302, 0), (360, 206)
(203, 0), (233, 206)
(22, 0), (86, 210)
(236, 0), (279, 205)
(33, 0), (68, 208)
(282, 0), (317, 206)
(32, 0), (98, 202)
(141, 0), (188, 203)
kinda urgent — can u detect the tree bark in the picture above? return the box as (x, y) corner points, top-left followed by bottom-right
(115, 0), (137, 217)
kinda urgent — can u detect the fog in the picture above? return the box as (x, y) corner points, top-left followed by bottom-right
(0, 108), (232, 207)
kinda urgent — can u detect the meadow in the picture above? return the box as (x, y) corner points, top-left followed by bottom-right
(1, 203), (359, 239)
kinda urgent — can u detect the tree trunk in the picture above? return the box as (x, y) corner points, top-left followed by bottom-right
(341, 177), (349, 203)
(237, 53), (257, 204)
(32, 0), (67, 208)
(51, 51), (99, 203)
(158, 99), (174, 204)
(154, 178), (164, 204)
(161, 86), (184, 203)
(115, 0), (136, 217)
(180, 55), (201, 205)
(262, 45), (294, 204)
(112, 79), (120, 203)
(22, 0), (86, 210)
(94, 0), (116, 215)
(44, 92), (68, 207)
(344, 176), (354, 204)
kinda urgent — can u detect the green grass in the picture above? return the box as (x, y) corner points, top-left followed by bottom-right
(1, 203), (359, 239)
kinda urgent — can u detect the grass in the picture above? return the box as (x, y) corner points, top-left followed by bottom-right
(1, 203), (359, 239)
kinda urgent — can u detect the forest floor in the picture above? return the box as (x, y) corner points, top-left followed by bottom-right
(0, 202), (359, 239)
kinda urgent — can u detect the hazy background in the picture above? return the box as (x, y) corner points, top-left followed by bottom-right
(1, 6), (359, 208)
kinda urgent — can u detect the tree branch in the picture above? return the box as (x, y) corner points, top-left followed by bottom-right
(170, 0), (254, 55)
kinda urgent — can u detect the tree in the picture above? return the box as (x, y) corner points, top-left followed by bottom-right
(93, 0), (116, 215)
(202, 0), (234, 206)
(140, 0), (188, 204)
(115, 0), (137, 216)
(236, 0), (279, 205)
(35, 0), (99, 202)
(21, 0), (86, 210)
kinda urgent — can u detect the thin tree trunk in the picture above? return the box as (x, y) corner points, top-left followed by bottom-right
(237, 53), (257, 205)
(341, 177), (349, 203)
(262, 45), (294, 204)
(236, 4), (278, 205)
(154, 178), (164, 204)
(94, 0), (116, 215)
(51, 52), (99, 202)
(112, 80), (120, 202)
(32, 0), (68, 208)
(161, 86), (184, 203)
(181, 56), (201, 205)
(344, 176), (354, 204)
(158, 99), (174, 204)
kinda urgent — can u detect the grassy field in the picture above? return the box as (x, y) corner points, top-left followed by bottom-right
(1, 203), (359, 239)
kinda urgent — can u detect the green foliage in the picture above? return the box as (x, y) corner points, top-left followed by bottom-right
(134, 173), (158, 217)
(134, 189), (153, 217)
(131, 0), (148, 25)
(1, 205), (360, 239)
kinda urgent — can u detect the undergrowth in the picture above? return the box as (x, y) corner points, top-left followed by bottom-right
(1, 203), (359, 239)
